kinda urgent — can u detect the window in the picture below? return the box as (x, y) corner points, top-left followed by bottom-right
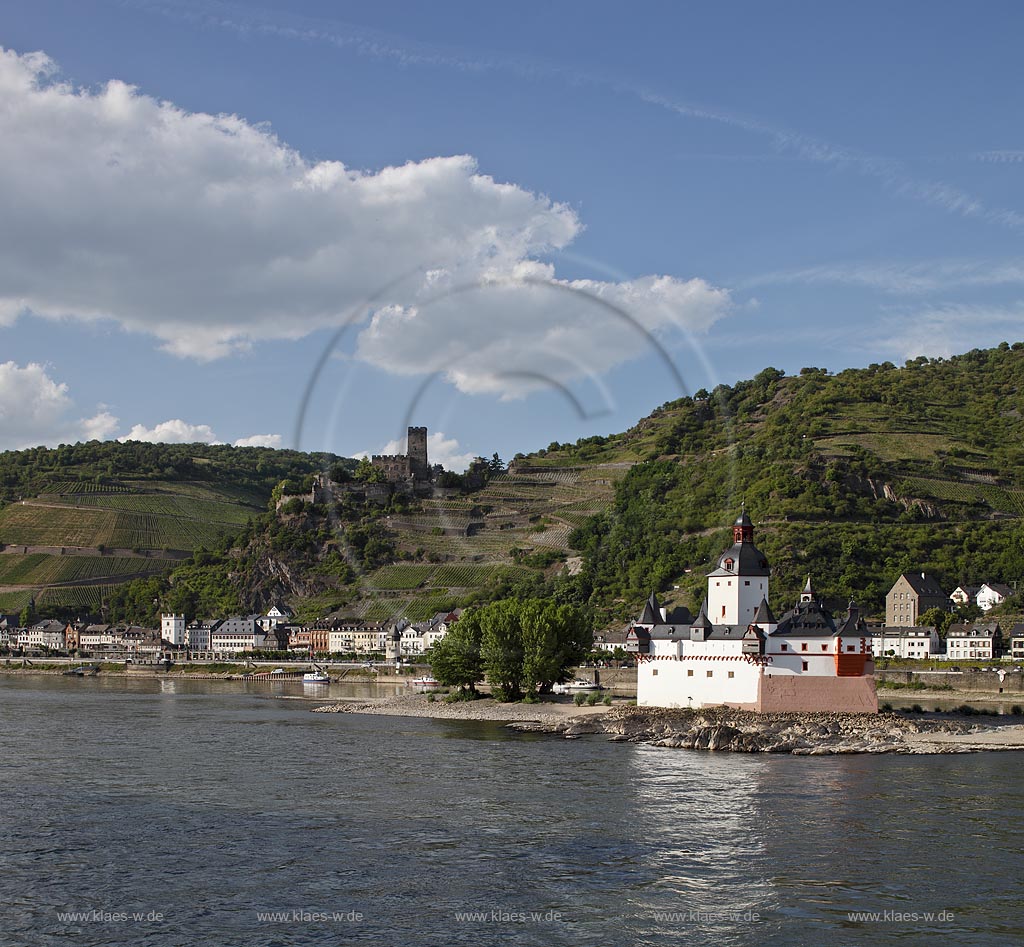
(706, 670), (713, 678)
(846, 645), (855, 652)
(745, 580), (750, 586)
(721, 606), (726, 618)
(687, 669), (693, 677)
(801, 643), (808, 651)
(821, 644), (827, 651)
(652, 669), (658, 677)
(780, 643), (788, 652)
(802, 661), (808, 671)
(728, 671), (735, 678)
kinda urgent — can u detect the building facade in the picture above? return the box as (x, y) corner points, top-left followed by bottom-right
(886, 573), (950, 627)
(946, 623), (1002, 661)
(633, 513), (877, 713)
(870, 626), (941, 659)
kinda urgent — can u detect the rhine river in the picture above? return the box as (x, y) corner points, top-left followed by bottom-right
(1, 676), (1021, 947)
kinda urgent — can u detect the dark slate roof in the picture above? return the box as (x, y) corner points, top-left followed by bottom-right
(983, 582), (1015, 598)
(707, 540), (771, 577)
(947, 622), (1002, 638)
(638, 592), (660, 625)
(770, 599), (838, 638)
(753, 597), (776, 624)
(1009, 623), (1024, 638)
(835, 603), (868, 637)
(692, 599), (713, 631)
(899, 572), (947, 597)
(664, 605), (693, 625)
(874, 625), (935, 638)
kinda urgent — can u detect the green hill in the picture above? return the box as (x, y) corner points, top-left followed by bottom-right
(0, 441), (343, 614)
(3, 343), (1023, 627)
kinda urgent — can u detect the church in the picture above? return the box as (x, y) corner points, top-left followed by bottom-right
(627, 513), (877, 713)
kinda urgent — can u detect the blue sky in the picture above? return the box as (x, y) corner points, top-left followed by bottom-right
(2, 1), (1023, 467)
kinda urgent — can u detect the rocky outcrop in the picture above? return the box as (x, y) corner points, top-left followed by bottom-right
(509, 706), (998, 754)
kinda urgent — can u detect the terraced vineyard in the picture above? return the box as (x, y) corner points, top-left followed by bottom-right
(0, 554), (169, 587)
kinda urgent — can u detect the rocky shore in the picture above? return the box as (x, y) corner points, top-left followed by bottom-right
(313, 696), (1024, 754)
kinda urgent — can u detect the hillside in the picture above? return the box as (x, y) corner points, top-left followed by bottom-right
(4, 343), (1023, 628)
(0, 442), (343, 615)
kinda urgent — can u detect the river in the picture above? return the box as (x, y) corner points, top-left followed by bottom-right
(0, 676), (1021, 946)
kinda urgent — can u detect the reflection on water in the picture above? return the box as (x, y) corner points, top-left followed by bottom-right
(0, 676), (1021, 947)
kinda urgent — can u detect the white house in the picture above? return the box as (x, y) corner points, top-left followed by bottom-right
(21, 620), (66, 651)
(950, 585), (980, 607)
(161, 614), (186, 646)
(633, 513), (876, 713)
(976, 583), (1015, 612)
(210, 617), (268, 654)
(945, 622), (1002, 660)
(185, 619), (220, 651)
(870, 626), (941, 659)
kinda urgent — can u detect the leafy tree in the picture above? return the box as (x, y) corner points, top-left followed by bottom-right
(429, 609), (484, 691)
(480, 599), (525, 701)
(520, 600), (592, 693)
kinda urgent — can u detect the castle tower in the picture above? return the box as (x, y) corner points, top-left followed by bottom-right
(706, 512), (771, 625)
(161, 613), (185, 647)
(407, 426), (429, 480)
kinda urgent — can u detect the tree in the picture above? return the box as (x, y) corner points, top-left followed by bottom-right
(19, 605), (31, 628)
(488, 453), (505, 473)
(480, 600), (525, 701)
(520, 600), (592, 693)
(920, 606), (954, 636)
(429, 610), (484, 692)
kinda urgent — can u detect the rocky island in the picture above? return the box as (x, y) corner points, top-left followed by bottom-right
(313, 696), (1024, 754)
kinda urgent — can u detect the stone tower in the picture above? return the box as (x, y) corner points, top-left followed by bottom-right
(407, 426), (429, 480)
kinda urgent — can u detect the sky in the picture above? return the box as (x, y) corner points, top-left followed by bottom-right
(2, 1), (1024, 468)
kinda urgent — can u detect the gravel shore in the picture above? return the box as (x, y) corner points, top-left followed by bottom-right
(311, 693), (611, 723)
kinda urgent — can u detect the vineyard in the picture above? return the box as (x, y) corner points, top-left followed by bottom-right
(62, 494), (256, 525)
(0, 555), (169, 587)
(0, 503), (241, 551)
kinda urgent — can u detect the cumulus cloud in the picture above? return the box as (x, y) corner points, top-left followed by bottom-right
(118, 419), (221, 444)
(356, 264), (731, 397)
(881, 304), (1024, 362)
(0, 361), (116, 449)
(233, 433), (283, 448)
(0, 48), (732, 395)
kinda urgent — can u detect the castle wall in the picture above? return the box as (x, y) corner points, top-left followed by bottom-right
(756, 675), (878, 713)
(637, 656), (761, 709)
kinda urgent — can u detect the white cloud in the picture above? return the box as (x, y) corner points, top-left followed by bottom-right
(119, 419), (221, 444)
(880, 303), (1024, 362)
(0, 48), (732, 395)
(356, 264), (731, 397)
(234, 433), (283, 448)
(0, 361), (118, 449)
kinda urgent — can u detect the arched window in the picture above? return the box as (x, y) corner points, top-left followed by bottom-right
(724, 557), (734, 571)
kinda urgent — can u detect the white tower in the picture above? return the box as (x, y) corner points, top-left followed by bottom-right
(161, 613), (186, 646)
(706, 513), (771, 625)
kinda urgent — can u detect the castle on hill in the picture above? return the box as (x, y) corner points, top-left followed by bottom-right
(628, 512), (877, 713)
(370, 426), (430, 483)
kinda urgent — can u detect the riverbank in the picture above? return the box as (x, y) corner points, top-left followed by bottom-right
(313, 695), (1024, 754)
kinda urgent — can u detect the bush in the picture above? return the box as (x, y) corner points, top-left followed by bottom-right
(603, 695), (612, 706)
(586, 691), (601, 706)
(573, 692), (587, 706)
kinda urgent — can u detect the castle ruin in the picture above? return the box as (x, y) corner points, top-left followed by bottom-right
(371, 426), (430, 483)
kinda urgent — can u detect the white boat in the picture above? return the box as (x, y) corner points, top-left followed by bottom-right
(409, 676), (440, 686)
(552, 679), (600, 694)
(302, 670), (330, 684)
